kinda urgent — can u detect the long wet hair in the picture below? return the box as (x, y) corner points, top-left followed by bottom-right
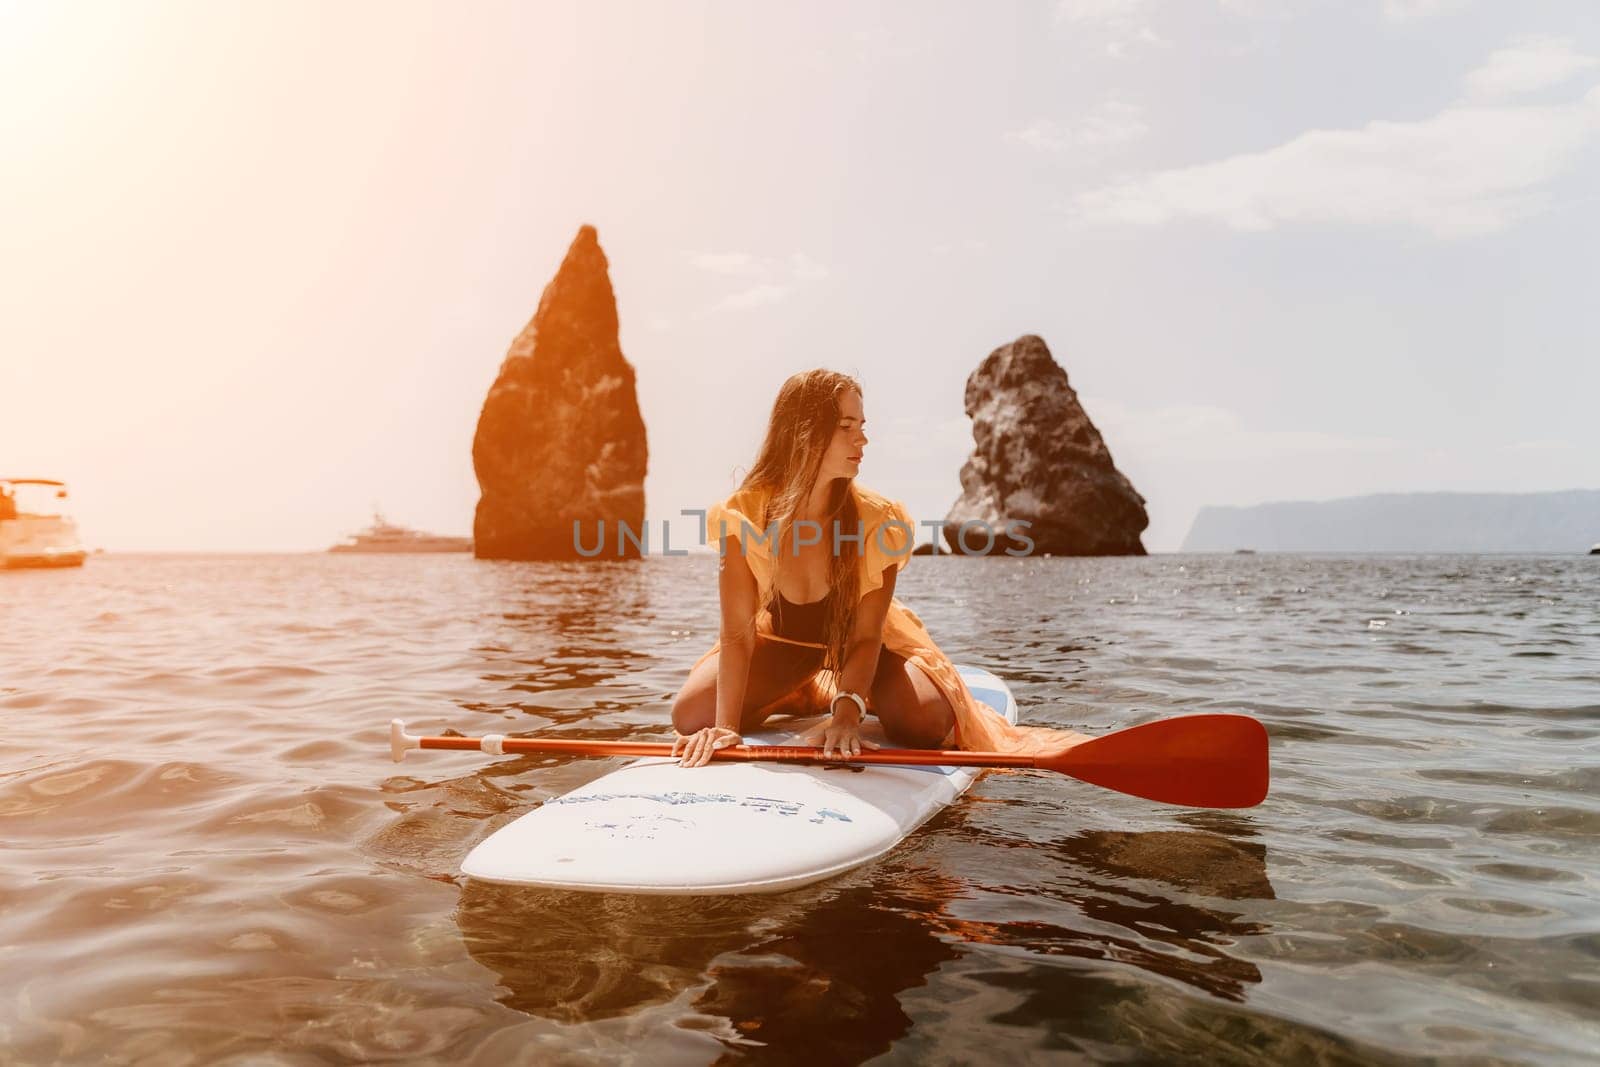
(737, 369), (864, 680)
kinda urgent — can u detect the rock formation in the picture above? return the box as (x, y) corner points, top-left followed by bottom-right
(945, 335), (1147, 556)
(472, 225), (648, 560)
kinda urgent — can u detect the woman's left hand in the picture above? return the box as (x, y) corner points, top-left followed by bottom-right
(801, 706), (882, 760)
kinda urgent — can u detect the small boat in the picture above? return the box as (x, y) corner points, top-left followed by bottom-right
(328, 511), (471, 554)
(1590, 543), (1600, 556)
(0, 478), (88, 569)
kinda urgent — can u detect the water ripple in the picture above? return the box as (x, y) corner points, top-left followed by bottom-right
(1, 552), (1596, 1063)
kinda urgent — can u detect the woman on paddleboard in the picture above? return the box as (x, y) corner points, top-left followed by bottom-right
(671, 369), (1084, 768)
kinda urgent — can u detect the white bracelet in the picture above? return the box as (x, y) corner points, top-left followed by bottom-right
(831, 691), (868, 719)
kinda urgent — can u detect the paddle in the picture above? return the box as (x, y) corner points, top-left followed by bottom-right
(389, 713), (1269, 809)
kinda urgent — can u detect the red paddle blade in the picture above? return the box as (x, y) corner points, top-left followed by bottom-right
(1041, 714), (1269, 808)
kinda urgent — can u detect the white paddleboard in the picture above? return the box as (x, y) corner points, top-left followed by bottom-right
(460, 664), (1018, 895)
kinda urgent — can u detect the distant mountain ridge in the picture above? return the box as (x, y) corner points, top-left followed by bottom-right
(1181, 490), (1600, 553)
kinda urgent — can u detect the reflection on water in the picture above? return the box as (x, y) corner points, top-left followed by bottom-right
(687, 885), (965, 1061)
(983, 828), (1272, 1002)
(456, 819), (1278, 1056)
(457, 887), (766, 1023)
(456, 880), (963, 1053)
(2, 553), (1597, 1063)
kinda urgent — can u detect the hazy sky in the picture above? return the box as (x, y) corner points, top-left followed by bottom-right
(4, 1), (1596, 552)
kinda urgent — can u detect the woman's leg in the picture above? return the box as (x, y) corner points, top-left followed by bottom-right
(869, 648), (956, 749)
(671, 636), (827, 735)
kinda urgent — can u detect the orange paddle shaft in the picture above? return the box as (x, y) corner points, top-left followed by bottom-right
(389, 713), (1269, 809)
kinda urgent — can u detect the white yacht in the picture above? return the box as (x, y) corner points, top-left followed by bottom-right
(328, 512), (472, 554)
(0, 478), (89, 569)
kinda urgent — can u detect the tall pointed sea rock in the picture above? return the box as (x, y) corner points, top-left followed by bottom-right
(945, 334), (1147, 556)
(472, 226), (648, 560)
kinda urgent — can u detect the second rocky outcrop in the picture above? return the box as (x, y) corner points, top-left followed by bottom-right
(944, 334), (1147, 556)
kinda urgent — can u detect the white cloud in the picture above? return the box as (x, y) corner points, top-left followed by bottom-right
(1054, 0), (1165, 58)
(711, 283), (793, 311)
(686, 251), (764, 276)
(1465, 36), (1599, 100)
(687, 250), (830, 314)
(1007, 100), (1149, 154)
(1072, 78), (1600, 237)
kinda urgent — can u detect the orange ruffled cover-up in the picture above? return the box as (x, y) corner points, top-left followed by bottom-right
(693, 482), (1087, 756)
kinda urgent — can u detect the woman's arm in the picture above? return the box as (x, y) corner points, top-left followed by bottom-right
(714, 535), (761, 731)
(837, 564), (897, 706)
(804, 564), (895, 758)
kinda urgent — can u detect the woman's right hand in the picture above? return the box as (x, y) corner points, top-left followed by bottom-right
(672, 726), (742, 768)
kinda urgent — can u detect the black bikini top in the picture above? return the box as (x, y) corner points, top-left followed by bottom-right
(768, 587), (837, 640)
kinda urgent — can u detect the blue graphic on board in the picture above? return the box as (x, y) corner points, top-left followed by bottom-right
(550, 791), (853, 823)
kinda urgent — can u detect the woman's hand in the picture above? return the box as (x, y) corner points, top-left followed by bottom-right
(672, 725), (742, 768)
(801, 705), (881, 760)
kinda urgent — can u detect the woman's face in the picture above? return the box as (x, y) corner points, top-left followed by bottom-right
(819, 390), (868, 481)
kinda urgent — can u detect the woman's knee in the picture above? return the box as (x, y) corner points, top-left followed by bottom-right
(671, 666), (718, 734)
(880, 710), (951, 750)
(871, 655), (955, 749)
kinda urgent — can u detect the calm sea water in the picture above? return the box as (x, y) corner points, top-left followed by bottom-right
(2, 552), (1596, 1065)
